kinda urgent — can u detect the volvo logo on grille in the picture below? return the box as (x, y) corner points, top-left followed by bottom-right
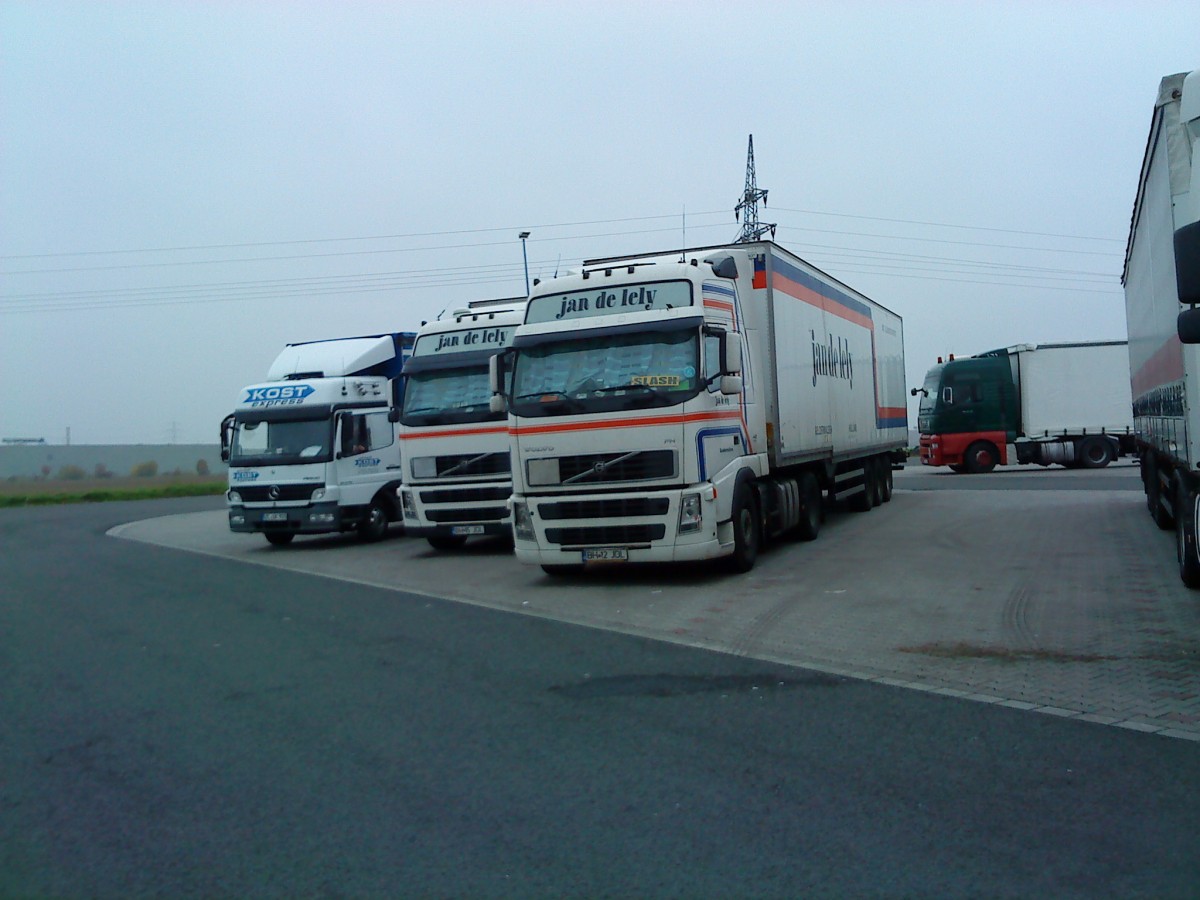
(268, 485), (280, 500)
(592, 461), (607, 474)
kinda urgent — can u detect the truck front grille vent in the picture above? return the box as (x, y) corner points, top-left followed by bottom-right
(545, 524), (666, 546)
(427, 506), (508, 523)
(433, 453), (510, 477)
(538, 498), (670, 521)
(419, 486), (511, 504)
(237, 484), (321, 502)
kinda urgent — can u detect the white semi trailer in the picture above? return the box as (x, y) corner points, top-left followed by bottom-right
(1122, 70), (1200, 586)
(490, 241), (907, 575)
(397, 298), (526, 550)
(222, 332), (415, 546)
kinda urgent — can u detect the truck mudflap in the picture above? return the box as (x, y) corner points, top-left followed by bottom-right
(228, 501), (348, 534)
(919, 432), (1008, 468)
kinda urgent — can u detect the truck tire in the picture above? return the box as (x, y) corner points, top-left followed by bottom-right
(868, 459), (884, 507)
(848, 463), (875, 512)
(880, 458), (894, 503)
(265, 532), (294, 547)
(963, 441), (998, 474)
(1176, 477), (1200, 589)
(727, 484), (761, 572)
(796, 472), (822, 542)
(428, 534), (468, 551)
(358, 499), (389, 542)
(1078, 436), (1115, 469)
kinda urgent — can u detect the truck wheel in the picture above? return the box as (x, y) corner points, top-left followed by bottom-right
(428, 534), (468, 551)
(1078, 436), (1114, 469)
(358, 500), (389, 542)
(265, 532), (294, 547)
(880, 458), (894, 503)
(796, 472), (822, 541)
(727, 485), (761, 572)
(963, 441), (998, 474)
(849, 464), (875, 512)
(1176, 478), (1200, 589)
(948, 464), (966, 474)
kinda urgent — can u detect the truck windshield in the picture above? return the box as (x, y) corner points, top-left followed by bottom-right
(402, 366), (499, 426)
(918, 368), (942, 416)
(230, 417), (332, 465)
(510, 328), (700, 417)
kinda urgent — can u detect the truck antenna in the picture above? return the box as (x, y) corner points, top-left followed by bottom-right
(680, 205), (686, 261)
(734, 134), (776, 243)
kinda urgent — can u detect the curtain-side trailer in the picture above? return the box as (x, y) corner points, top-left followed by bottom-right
(1123, 70), (1200, 586)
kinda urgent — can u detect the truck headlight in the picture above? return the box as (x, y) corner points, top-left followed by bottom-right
(227, 490), (242, 503)
(400, 488), (417, 520)
(512, 501), (534, 540)
(311, 488), (325, 501)
(679, 493), (702, 533)
(412, 457), (437, 479)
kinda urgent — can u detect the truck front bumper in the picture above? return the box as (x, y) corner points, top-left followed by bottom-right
(400, 481), (511, 539)
(228, 502), (348, 535)
(919, 432), (1008, 467)
(511, 486), (728, 567)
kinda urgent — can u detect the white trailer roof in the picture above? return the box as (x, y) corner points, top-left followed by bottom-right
(267, 334), (397, 381)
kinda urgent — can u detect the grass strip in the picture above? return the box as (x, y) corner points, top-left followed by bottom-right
(0, 483), (226, 507)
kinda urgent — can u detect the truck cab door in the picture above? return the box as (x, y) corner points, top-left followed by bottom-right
(335, 410), (399, 505)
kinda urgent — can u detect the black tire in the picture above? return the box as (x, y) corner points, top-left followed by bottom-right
(428, 534), (469, 551)
(358, 499), (389, 542)
(727, 484), (761, 572)
(1176, 478), (1200, 589)
(849, 463), (875, 512)
(265, 531), (294, 547)
(880, 458), (894, 503)
(963, 441), (999, 474)
(541, 564), (583, 577)
(948, 464), (966, 473)
(796, 472), (822, 541)
(1077, 436), (1115, 469)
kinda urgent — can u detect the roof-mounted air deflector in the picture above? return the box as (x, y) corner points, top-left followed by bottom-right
(708, 256), (738, 279)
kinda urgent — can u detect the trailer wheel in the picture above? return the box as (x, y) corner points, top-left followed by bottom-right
(265, 532), (294, 547)
(963, 441), (998, 474)
(868, 458), (884, 507)
(880, 458), (894, 503)
(1176, 478), (1200, 589)
(796, 472), (822, 541)
(1078, 436), (1114, 469)
(428, 534), (468, 551)
(358, 499), (389, 542)
(848, 463), (875, 512)
(727, 485), (761, 572)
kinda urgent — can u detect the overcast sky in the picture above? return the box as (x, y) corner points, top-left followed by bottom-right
(2, 1), (1197, 445)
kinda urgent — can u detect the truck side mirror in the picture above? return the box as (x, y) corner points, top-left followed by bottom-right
(219, 414), (234, 462)
(387, 408), (400, 423)
(719, 375), (743, 395)
(722, 332), (743, 375)
(1178, 307), (1200, 344)
(488, 351), (509, 412)
(1177, 223), (1200, 305)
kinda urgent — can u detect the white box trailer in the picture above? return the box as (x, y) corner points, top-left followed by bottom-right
(1015, 342), (1133, 437)
(1122, 70), (1200, 586)
(221, 332), (415, 545)
(492, 241), (907, 574)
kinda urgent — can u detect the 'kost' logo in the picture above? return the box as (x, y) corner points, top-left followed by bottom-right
(243, 384), (315, 408)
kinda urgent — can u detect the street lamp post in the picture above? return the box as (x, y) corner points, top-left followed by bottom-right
(519, 231), (530, 294)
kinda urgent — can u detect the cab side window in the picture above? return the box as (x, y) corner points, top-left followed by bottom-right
(341, 412), (393, 456)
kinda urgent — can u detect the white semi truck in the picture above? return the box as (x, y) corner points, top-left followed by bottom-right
(397, 298), (526, 550)
(915, 341), (1135, 473)
(1123, 69), (1200, 587)
(221, 332), (416, 546)
(489, 241), (907, 575)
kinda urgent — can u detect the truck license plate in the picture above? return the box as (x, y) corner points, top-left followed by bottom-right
(582, 547), (628, 562)
(451, 525), (485, 536)
(263, 512), (288, 522)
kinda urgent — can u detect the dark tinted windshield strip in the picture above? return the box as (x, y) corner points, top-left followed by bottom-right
(512, 315), (704, 350)
(403, 349), (496, 374)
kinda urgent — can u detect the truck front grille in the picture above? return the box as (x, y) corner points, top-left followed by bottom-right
(432, 453), (509, 477)
(538, 497), (670, 520)
(544, 524), (666, 546)
(237, 484), (321, 502)
(527, 450), (675, 486)
(419, 486), (510, 504)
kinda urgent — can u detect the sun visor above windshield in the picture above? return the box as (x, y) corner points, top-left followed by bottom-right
(513, 315), (704, 350)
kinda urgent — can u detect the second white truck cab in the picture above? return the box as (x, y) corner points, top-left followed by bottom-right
(397, 298), (526, 549)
